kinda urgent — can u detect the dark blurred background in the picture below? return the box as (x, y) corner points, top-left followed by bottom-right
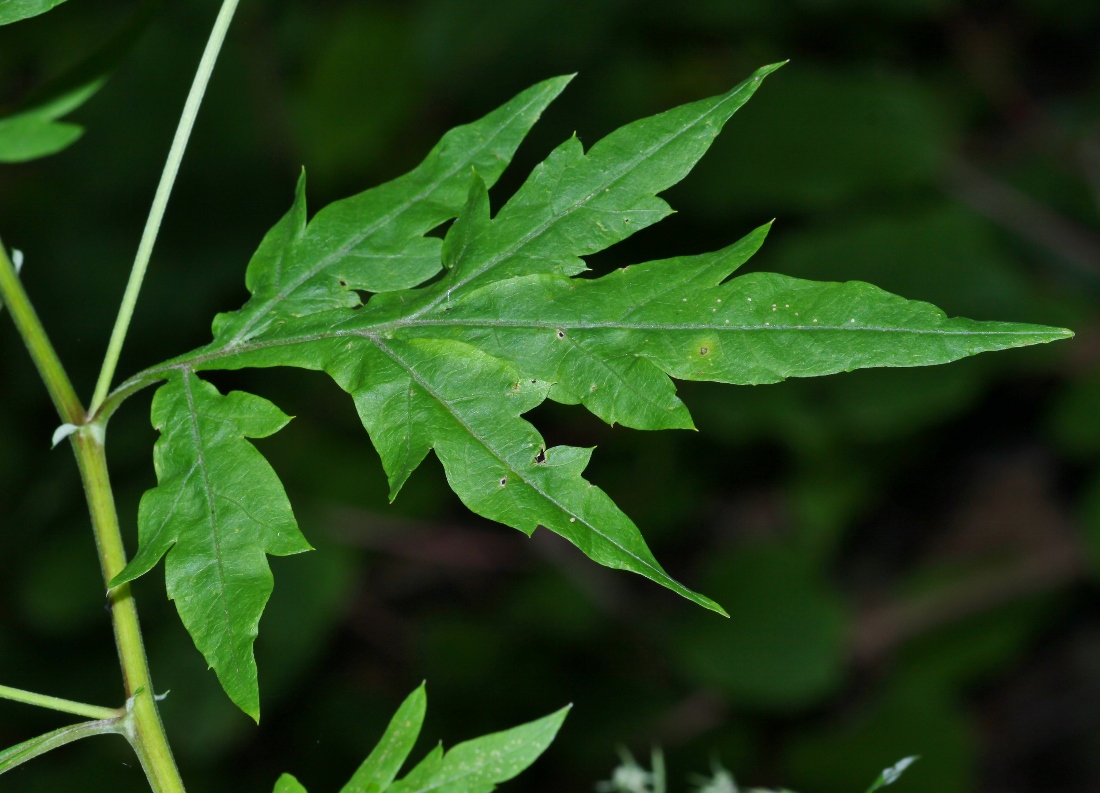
(2, 0), (1100, 791)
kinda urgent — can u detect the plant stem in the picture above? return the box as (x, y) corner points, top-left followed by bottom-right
(71, 430), (186, 793)
(89, 0), (242, 415)
(1, 239), (186, 790)
(0, 719), (127, 775)
(0, 684), (121, 722)
(0, 241), (83, 424)
(2, 4), (244, 789)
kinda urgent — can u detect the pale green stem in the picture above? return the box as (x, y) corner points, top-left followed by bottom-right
(72, 429), (186, 793)
(89, 0), (242, 415)
(0, 244), (186, 791)
(0, 719), (127, 776)
(0, 240), (83, 424)
(0, 684), (121, 722)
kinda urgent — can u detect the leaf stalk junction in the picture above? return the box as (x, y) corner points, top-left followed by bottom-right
(0, 0), (243, 785)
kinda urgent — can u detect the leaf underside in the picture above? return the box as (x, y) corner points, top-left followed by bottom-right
(276, 684), (567, 793)
(119, 62), (1073, 715)
(0, 719), (123, 776)
(111, 372), (310, 720)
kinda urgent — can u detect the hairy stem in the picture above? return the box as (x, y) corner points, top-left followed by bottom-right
(89, 0), (242, 414)
(0, 684), (121, 722)
(72, 430), (186, 793)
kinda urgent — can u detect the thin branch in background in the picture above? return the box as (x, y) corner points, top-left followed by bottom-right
(945, 158), (1100, 279)
(851, 538), (1085, 665)
(327, 507), (526, 572)
(1079, 134), (1100, 218)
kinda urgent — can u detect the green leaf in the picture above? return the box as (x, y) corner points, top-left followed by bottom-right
(0, 0), (68, 26)
(393, 743), (445, 793)
(386, 705), (569, 793)
(118, 65), (1074, 706)
(0, 115), (84, 163)
(211, 74), (574, 345)
(278, 687), (565, 793)
(394, 61), (786, 316)
(0, 3), (154, 162)
(275, 774), (310, 793)
(397, 227), (1070, 424)
(204, 333), (724, 614)
(110, 371), (312, 721)
(340, 683), (427, 793)
(0, 719), (123, 776)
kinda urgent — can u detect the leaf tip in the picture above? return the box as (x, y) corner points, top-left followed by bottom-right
(753, 61), (789, 80)
(698, 595), (729, 618)
(532, 73), (575, 100)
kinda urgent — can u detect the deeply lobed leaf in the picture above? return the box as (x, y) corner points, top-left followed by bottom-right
(115, 63), (1073, 714)
(370, 62), (786, 324)
(211, 74), (574, 346)
(110, 371), (311, 720)
(382, 222), (1070, 429)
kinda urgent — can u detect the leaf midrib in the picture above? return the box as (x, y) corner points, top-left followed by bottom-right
(392, 736), (553, 793)
(180, 370), (243, 678)
(369, 335), (673, 584)
(114, 318), (1066, 398)
(224, 84), (563, 348)
(407, 79), (761, 321)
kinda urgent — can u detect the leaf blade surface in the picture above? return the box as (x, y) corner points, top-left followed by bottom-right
(112, 371), (311, 720)
(386, 705), (569, 793)
(0, 0), (68, 25)
(116, 67), (1075, 714)
(387, 62), (785, 321)
(212, 75), (573, 346)
(340, 683), (427, 793)
(273, 774), (309, 793)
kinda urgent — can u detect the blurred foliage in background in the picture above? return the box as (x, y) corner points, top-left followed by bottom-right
(2, 0), (1100, 791)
